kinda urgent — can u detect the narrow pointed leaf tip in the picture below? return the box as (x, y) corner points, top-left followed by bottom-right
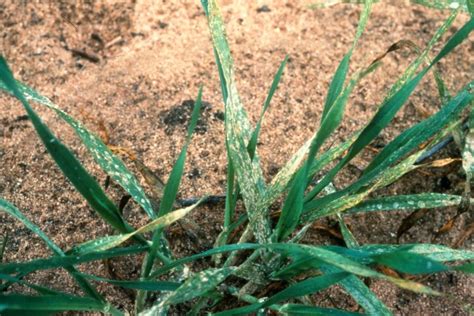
(72, 198), (205, 255)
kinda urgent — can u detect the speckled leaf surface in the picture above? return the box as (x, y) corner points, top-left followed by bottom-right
(0, 80), (157, 220)
(71, 199), (203, 255)
(205, 0), (269, 242)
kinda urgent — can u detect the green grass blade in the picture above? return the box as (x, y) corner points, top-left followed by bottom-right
(306, 0), (373, 177)
(269, 244), (439, 294)
(135, 88), (202, 312)
(274, 167), (306, 240)
(214, 273), (348, 316)
(321, 266), (392, 316)
(277, 304), (363, 315)
(77, 273), (180, 291)
(273, 62), (379, 239)
(359, 244), (474, 262)
(224, 152), (236, 229)
(322, 53), (350, 123)
(304, 20), (473, 202)
(0, 245), (148, 275)
(153, 267), (235, 311)
(305, 84), (472, 215)
(338, 216), (359, 248)
(431, 18), (473, 65)
(456, 263), (474, 273)
(0, 57), (132, 235)
(321, 0), (372, 123)
(0, 273), (76, 296)
(346, 193), (468, 214)
(0, 200), (62, 254)
(384, 9), (458, 100)
(71, 200), (202, 255)
(247, 55), (288, 159)
(158, 87), (202, 217)
(411, 0), (469, 11)
(307, 63), (380, 177)
(0, 81), (157, 220)
(204, 0), (269, 243)
(0, 295), (121, 315)
(363, 87), (472, 175)
(0, 199), (102, 301)
(372, 251), (448, 274)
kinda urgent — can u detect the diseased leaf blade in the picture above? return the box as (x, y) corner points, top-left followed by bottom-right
(0, 57), (132, 235)
(0, 80), (157, 220)
(71, 199), (203, 255)
(0, 199), (102, 300)
(0, 295), (119, 314)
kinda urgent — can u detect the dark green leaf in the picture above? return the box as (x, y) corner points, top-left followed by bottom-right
(372, 251), (448, 274)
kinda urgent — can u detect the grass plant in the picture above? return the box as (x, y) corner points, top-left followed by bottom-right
(0, 1), (473, 314)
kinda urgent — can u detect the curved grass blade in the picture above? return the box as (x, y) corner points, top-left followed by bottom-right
(214, 272), (348, 316)
(302, 10), (459, 203)
(0, 57), (133, 236)
(147, 267), (235, 314)
(136, 88), (203, 312)
(384, 9), (458, 100)
(359, 244), (474, 262)
(247, 55), (288, 160)
(304, 88), (471, 217)
(77, 273), (180, 292)
(303, 128), (456, 221)
(346, 193), (469, 214)
(71, 199), (203, 255)
(0, 199), (102, 300)
(304, 20), (474, 203)
(274, 167), (306, 240)
(305, 0), (373, 181)
(372, 251), (448, 274)
(204, 0), (269, 243)
(0, 294), (122, 316)
(265, 131), (359, 207)
(321, 266), (392, 316)
(274, 62), (380, 240)
(277, 304), (363, 315)
(268, 244), (439, 294)
(321, 0), (372, 123)
(159, 87), (202, 217)
(0, 273), (75, 296)
(0, 245), (148, 275)
(0, 81), (157, 220)
(338, 215), (359, 248)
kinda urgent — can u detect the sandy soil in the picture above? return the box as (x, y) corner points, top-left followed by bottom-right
(0, 1), (473, 315)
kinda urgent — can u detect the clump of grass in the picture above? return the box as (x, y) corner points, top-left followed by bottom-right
(0, 1), (473, 315)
